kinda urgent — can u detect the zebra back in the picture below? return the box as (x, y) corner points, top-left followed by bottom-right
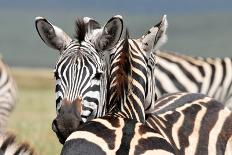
(62, 116), (175, 155)
(155, 50), (232, 109)
(146, 92), (232, 154)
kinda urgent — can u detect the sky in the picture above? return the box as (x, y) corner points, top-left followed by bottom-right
(0, 0), (232, 67)
(1, 0), (232, 14)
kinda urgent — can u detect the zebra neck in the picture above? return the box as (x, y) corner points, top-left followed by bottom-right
(145, 54), (157, 113)
(107, 39), (147, 123)
(97, 53), (111, 117)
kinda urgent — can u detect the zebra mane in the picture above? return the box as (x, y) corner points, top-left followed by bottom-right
(115, 29), (131, 102)
(74, 17), (87, 44)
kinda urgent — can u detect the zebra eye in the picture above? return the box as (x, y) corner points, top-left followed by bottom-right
(93, 72), (102, 80)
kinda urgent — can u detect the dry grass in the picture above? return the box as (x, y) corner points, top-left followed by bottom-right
(7, 68), (62, 155)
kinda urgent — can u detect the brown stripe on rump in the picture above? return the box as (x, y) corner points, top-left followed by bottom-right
(78, 119), (117, 150)
(195, 100), (223, 154)
(216, 111), (232, 154)
(178, 104), (202, 152)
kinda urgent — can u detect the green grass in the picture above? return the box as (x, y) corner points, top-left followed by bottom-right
(7, 68), (62, 155)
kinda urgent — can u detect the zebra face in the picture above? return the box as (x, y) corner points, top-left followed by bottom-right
(141, 15), (168, 111)
(35, 16), (123, 123)
(54, 44), (104, 121)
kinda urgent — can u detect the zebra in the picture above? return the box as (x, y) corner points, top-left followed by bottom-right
(153, 50), (232, 109)
(35, 15), (232, 154)
(35, 15), (124, 122)
(0, 57), (17, 131)
(53, 28), (175, 155)
(0, 132), (35, 155)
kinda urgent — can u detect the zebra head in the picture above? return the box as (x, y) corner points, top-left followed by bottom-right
(108, 15), (168, 120)
(35, 16), (123, 122)
(141, 15), (168, 112)
(123, 15), (168, 113)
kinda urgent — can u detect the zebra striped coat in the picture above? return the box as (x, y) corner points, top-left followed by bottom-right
(146, 92), (232, 154)
(155, 50), (232, 109)
(36, 15), (232, 154)
(0, 132), (34, 155)
(0, 57), (17, 131)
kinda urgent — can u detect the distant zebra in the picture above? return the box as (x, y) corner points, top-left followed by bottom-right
(0, 132), (35, 155)
(0, 57), (17, 131)
(154, 51), (232, 109)
(53, 28), (175, 155)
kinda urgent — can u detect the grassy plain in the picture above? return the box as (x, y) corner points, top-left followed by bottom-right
(8, 68), (61, 155)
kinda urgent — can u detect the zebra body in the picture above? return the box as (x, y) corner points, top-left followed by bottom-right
(62, 116), (175, 155)
(146, 92), (232, 155)
(0, 58), (17, 131)
(155, 51), (232, 109)
(0, 132), (34, 155)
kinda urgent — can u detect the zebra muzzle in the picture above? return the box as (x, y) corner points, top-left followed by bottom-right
(52, 97), (84, 144)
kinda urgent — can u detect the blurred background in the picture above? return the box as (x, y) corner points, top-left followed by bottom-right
(0, 0), (232, 154)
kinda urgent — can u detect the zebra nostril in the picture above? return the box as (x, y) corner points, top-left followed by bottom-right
(52, 119), (58, 133)
(73, 97), (82, 114)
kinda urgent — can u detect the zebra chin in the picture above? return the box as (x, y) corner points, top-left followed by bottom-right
(52, 97), (84, 144)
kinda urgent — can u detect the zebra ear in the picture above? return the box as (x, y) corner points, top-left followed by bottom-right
(35, 17), (72, 52)
(83, 17), (101, 31)
(97, 15), (123, 50)
(140, 15), (168, 52)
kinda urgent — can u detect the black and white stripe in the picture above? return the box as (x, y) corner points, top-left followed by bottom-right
(36, 15), (232, 154)
(146, 92), (232, 154)
(53, 40), (104, 121)
(0, 58), (17, 131)
(154, 50), (232, 109)
(0, 132), (34, 155)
